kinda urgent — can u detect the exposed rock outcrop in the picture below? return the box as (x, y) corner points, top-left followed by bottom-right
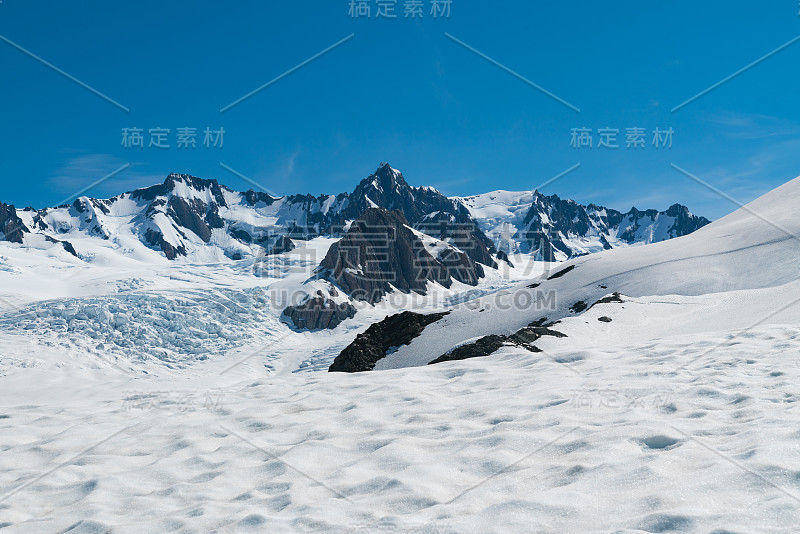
(427, 335), (508, 365)
(496, 250), (514, 267)
(42, 236), (79, 258)
(144, 228), (187, 260)
(0, 203), (29, 243)
(318, 208), (485, 304)
(428, 321), (567, 365)
(282, 293), (356, 331)
(269, 235), (295, 255)
(329, 311), (449, 372)
(590, 292), (624, 309)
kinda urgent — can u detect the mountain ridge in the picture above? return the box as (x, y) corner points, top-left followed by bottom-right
(0, 164), (708, 266)
(456, 189), (710, 261)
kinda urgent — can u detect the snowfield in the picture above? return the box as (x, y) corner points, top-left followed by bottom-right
(2, 323), (800, 533)
(1, 177), (800, 532)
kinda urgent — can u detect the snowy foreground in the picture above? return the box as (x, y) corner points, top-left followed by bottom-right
(2, 178), (800, 532)
(2, 322), (800, 533)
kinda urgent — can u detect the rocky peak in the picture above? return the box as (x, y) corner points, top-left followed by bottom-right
(508, 190), (711, 261)
(349, 163), (419, 215)
(345, 164), (498, 267)
(371, 162), (408, 191)
(243, 190), (280, 207)
(318, 208), (484, 304)
(131, 173), (228, 207)
(0, 203), (29, 244)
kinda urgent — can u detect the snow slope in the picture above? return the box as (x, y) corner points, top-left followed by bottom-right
(1, 321), (799, 532)
(378, 177), (800, 369)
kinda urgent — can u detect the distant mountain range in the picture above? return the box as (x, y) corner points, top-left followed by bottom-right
(0, 162), (709, 266)
(457, 189), (710, 261)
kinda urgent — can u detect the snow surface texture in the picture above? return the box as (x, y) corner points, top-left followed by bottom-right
(1, 178), (799, 532)
(1, 325), (799, 532)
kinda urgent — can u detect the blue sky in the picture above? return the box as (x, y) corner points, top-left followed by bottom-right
(1, 1), (800, 219)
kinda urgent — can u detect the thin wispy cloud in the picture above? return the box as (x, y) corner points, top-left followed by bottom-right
(47, 154), (163, 204)
(707, 111), (800, 140)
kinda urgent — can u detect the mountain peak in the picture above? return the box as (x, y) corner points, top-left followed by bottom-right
(368, 163), (408, 192)
(130, 173), (227, 206)
(164, 173), (223, 192)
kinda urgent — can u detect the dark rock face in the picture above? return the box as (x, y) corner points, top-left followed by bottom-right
(72, 197), (110, 216)
(319, 208), (485, 304)
(508, 324), (566, 351)
(341, 163), (454, 222)
(242, 190), (279, 207)
(570, 301), (588, 313)
(428, 321), (567, 365)
(590, 292), (624, 309)
(0, 203), (29, 243)
(267, 164), (498, 266)
(160, 186), (225, 245)
(516, 191), (710, 261)
(436, 246), (484, 286)
(281, 193), (350, 238)
(167, 196), (214, 243)
(144, 228), (187, 260)
(664, 203), (711, 236)
(70, 198), (111, 238)
(59, 240), (79, 258)
(269, 235), (295, 255)
(329, 163), (497, 267)
(43, 235), (79, 258)
(547, 264), (576, 280)
(329, 311), (449, 372)
(428, 335), (507, 365)
(282, 295), (357, 331)
(497, 250), (514, 267)
(416, 211), (498, 269)
(132, 173), (230, 257)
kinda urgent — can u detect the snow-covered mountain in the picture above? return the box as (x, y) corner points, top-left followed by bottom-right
(0, 163), (713, 334)
(456, 189), (710, 261)
(1, 164), (707, 268)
